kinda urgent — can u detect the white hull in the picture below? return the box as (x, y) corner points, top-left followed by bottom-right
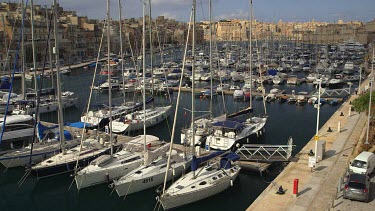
(111, 106), (172, 133)
(75, 157), (142, 189)
(13, 98), (78, 115)
(114, 157), (191, 196)
(0, 140), (79, 168)
(160, 165), (241, 210)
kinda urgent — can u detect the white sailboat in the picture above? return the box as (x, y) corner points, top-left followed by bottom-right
(158, 151), (241, 210)
(112, 1), (191, 196)
(112, 143), (190, 196)
(158, 2), (241, 209)
(110, 105), (172, 134)
(31, 1), (124, 178)
(74, 134), (159, 190)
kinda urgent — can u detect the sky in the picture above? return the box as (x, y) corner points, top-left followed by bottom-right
(5, 0), (375, 23)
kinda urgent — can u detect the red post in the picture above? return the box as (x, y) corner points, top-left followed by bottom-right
(293, 179), (299, 196)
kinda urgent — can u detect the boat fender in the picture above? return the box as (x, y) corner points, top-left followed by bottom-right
(47, 106), (49, 110)
(172, 168), (176, 176)
(71, 101), (73, 104)
(230, 179), (233, 187)
(106, 173), (110, 183)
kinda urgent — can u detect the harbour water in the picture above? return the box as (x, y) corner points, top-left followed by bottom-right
(0, 67), (342, 210)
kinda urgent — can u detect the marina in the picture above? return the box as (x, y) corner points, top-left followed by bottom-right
(0, 0), (374, 211)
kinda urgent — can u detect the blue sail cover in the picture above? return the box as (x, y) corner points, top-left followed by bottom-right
(191, 151), (225, 171)
(0, 76), (11, 90)
(37, 122), (59, 140)
(212, 120), (245, 130)
(54, 130), (72, 141)
(65, 122), (90, 129)
(268, 69), (278, 76)
(220, 152), (240, 169)
(37, 122), (72, 141)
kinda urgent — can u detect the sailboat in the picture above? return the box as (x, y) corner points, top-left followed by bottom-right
(30, 1), (125, 178)
(158, 2), (240, 209)
(74, 134), (159, 190)
(158, 151), (241, 209)
(206, 0), (267, 151)
(111, 0), (191, 197)
(180, 0), (226, 147)
(0, 122), (80, 168)
(110, 105), (172, 134)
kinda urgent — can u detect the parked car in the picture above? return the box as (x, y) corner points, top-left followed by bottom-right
(343, 173), (370, 202)
(349, 151), (375, 175)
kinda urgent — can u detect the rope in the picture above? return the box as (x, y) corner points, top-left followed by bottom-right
(74, 20), (106, 172)
(122, 179), (134, 201)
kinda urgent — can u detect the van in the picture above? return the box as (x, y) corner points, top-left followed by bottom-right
(349, 151), (375, 175)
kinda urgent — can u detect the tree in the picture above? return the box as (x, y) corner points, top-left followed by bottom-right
(352, 91), (375, 113)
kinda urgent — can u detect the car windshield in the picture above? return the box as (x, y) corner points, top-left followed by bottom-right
(351, 160), (367, 169)
(348, 182), (366, 190)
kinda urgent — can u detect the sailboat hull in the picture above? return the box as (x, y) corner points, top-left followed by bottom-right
(31, 148), (111, 179)
(75, 158), (142, 190)
(114, 159), (190, 196)
(160, 165), (241, 210)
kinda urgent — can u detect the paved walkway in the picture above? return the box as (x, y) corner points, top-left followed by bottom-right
(248, 80), (369, 211)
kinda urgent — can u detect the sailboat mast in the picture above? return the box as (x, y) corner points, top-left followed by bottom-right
(53, 0), (65, 148)
(148, 0), (153, 95)
(21, 0), (26, 100)
(192, 0), (196, 178)
(249, 0), (253, 109)
(118, 0), (125, 101)
(46, 6), (55, 95)
(30, 0), (37, 92)
(107, 0), (113, 156)
(209, 0), (213, 116)
(142, 1), (147, 153)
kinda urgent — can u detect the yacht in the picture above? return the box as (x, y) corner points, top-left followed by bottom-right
(112, 146), (192, 196)
(110, 105), (172, 134)
(206, 119), (266, 151)
(0, 114), (35, 150)
(31, 135), (126, 178)
(74, 135), (160, 190)
(158, 152), (241, 209)
(80, 97), (153, 129)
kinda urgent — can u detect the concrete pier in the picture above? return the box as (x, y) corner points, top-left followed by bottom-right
(247, 79), (369, 211)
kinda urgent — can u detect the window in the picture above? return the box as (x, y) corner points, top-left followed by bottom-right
(199, 181), (207, 185)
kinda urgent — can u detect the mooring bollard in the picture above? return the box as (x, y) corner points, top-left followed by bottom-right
(338, 122), (341, 133)
(293, 179), (299, 197)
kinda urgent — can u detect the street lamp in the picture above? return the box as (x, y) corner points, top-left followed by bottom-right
(314, 78), (322, 163)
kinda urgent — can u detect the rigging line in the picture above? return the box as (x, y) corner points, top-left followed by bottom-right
(73, 19), (107, 172)
(0, 0), (29, 145)
(161, 4), (194, 196)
